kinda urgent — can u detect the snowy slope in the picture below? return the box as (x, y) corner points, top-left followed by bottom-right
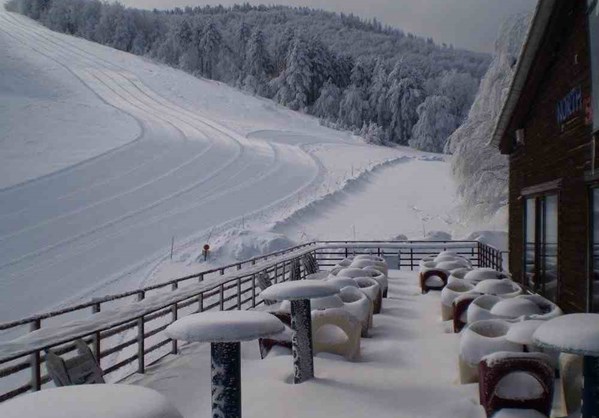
(0, 6), (462, 323)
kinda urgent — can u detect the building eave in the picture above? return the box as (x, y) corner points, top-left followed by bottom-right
(490, 0), (559, 152)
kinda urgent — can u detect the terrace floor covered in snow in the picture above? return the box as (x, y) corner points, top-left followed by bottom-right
(127, 270), (486, 418)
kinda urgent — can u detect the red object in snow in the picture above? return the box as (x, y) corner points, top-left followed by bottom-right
(419, 269), (448, 294)
(203, 244), (210, 251)
(479, 354), (554, 418)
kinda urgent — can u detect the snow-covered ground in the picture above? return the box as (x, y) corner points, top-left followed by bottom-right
(127, 270), (487, 418)
(0, 5), (502, 324)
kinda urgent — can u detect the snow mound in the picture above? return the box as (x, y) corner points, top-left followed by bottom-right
(465, 230), (508, 252)
(424, 230), (452, 241)
(203, 229), (296, 264)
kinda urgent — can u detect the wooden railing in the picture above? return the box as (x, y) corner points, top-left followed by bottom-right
(0, 240), (504, 402)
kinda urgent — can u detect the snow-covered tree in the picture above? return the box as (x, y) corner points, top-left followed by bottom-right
(312, 78), (341, 119)
(447, 13), (531, 220)
(369, 59), (389, 127)
(387, 77), (423, 144)
(242, 29), (271, 96)
(410, 95), (457, 152)
(200, 21), (222, 78)
(360, 121), (386, 145)
(338, 85), (366, 128)
(437, 70), (480, 122)
(274, 32), (312, 111)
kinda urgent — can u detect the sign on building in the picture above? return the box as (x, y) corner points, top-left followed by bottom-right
(590, 0), (599, 132)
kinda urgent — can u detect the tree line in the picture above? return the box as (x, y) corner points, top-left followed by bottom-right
(6, 0), (491, 152)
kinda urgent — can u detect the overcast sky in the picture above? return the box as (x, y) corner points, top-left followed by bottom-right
(120, 0), (537, 53)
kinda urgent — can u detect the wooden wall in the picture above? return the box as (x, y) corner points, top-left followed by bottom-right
(506, 0), (594, 312)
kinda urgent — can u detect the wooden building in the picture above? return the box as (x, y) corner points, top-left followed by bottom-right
(492, 0), (599, 312)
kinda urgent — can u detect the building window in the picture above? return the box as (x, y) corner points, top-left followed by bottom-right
(523, 194), (559, 302)
(590, 188), (599, 312)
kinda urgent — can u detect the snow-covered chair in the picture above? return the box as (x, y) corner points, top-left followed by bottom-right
(302, 253), (330, 280)
(257, 271), (277, 306)
(312, 308), (361, 361)
(479, 352), (554, 418)
(459, 319), (522, 384)
(258, 312), (293, 359)
(448, 267), (474, 284)
(436, 259), (472, 271)
(558, 353), (582, 417)
(45, 340), (105, 387)
(354, 277), (382, 314)
(453, 293), (483, 333)
(440, 280), (475, 321)
(516, 295), (562, 320)
(338, 286), (373, 337)
(467, 295), (505, 324)
(337, 268), (386, 307)
(363, 266), (388, 298)
(489, 298), (543, 319)
(349, 258), (388, 276)
(464, 268), (509, 284)
(473, 279), (522, 298)
(420, 268), (448, 294)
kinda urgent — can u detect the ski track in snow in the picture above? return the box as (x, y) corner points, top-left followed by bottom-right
(0, 9), (445, 323)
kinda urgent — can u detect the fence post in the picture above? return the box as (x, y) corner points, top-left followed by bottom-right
(29, 319), (41, 392)
(252, 274), (256, 308)
(220, 285), (225, 310)
(91, 301), (101, 361)
(171, 283), (179, 355)
(198, 293), (204, 313)
(220, 269), (225, 276)
(199, 274), (204, 283)
(410, 248), (414, 271)
(398, 250), (401, 270)
(237, 278), (242, 310)
(137, 291), (145, 374)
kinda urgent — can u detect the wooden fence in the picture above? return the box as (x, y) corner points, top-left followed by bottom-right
(0, 240), (504, 402)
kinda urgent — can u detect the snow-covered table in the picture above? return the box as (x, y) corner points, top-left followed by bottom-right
(0, 384), (183, 418)
(260, 281), (338, 383)
(533, 314), (599, 418)
(166, 311), (284, 418)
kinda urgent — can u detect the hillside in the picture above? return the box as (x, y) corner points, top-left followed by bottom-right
(6, 0), (490, 151)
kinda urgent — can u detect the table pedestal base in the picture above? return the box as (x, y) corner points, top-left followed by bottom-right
(211, 342), (241, 418)
(583, 355), (599, 418)
(291, 299), (314, 383)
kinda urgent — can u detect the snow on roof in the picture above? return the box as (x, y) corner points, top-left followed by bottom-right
(490, 0), (558, 150)
(533, 314), (599, 356)
(259, 281), (338, 301)
(165, 311), (285, 343)
(0, 384), (183, 418)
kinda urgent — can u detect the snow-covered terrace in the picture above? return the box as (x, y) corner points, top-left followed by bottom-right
(0, 241), (507, 417)
(129, 269), (486, 418)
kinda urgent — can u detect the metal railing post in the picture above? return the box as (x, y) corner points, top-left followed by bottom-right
(29, 319), (41, 392)
(252, 274), (256, 308)
(91, 301), (101, 361)
(237, 278), (242, 309)
(220, 285), (224, 310)
(137, 291), (145, 374)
